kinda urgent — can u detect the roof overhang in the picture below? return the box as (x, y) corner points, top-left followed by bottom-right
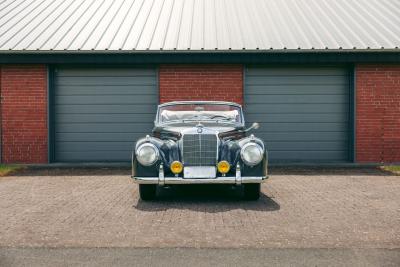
(0, 50), (399, 64)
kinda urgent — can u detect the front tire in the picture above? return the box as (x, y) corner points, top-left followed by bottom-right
(139, 184), (157, 200)
(243, 184), (260, 200)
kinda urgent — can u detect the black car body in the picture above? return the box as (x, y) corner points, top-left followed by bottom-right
(131, 101), (268, 200)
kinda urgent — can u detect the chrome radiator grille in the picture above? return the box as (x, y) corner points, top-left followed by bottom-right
(182, 134), (218, 166)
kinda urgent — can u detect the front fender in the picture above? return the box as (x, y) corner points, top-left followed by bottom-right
(133, 136), (180, 177)
(220, 135), (267, 176)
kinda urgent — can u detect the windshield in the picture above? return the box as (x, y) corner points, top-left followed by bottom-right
(158, 103), (243, 124)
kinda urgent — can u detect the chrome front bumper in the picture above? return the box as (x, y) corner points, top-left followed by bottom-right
(131, 163), (268, 185)
(133, 176), (268, 185)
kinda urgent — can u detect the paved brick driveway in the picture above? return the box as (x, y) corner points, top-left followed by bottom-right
(0, 167), (399, 248)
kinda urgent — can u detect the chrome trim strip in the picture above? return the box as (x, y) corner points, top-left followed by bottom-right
(158, 164), (165, 186)
(131, 176), (268, 185)
(264, 150), (269, 177)
(131, 152), (135, 177)
(235, 162), (242, 185)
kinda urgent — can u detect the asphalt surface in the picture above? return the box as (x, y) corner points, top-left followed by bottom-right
(1, 248), (399, 267)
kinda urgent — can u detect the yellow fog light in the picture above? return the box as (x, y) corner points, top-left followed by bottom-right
(217, 160), (231, 174)
(170, 161), (183, 174)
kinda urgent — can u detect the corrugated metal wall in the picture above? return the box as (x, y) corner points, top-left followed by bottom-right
(245, 66), (350, 162)
(53, 67), (158, 162)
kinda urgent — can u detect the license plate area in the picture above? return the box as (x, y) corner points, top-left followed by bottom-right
(184, 166), (216, 179)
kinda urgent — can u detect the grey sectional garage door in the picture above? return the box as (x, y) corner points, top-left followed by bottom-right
(245, 67), (350, 162)
(54, 67), (157, 162)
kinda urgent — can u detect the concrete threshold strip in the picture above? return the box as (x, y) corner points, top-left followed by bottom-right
(0, 248), (399, 267)
(21, 162), (389, 169)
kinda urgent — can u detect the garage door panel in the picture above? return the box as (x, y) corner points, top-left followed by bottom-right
(56, 133), (144, 142)
(248, 113), (349, 123)
(245, 66), (350, 162)
(55, 95), (158, 105)
(56, 123), (154, 133)
(55, 85), (156, 95)
(56, 152), (133, 162)
(265, 141), (348, 151)
(56, 68), (156, 77)
(56, 142), (135, 152)
(56, 113), (155, 123)
(247, 67), (349, 76)
(246, 94), (349, 104)
(256, 122), (348, 132)
(56, 76), (155, 86)
(55, 104), (155, 114)
(246, 76), (348, 85)
(246, 85), (349, 95)
(260, 132), (348, 142)
(54, 67), (157, 162)
(268, 151), (349, 161)
(246, 103), (349, 113)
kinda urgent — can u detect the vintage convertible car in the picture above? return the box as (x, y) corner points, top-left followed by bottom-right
(131, 101), (268, 200)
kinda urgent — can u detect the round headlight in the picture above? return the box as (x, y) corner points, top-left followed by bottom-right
(240, 143), (264, 166)
(136, 143), (159, 166)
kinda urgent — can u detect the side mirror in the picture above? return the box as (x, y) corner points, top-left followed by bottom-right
(252, 122), (260, 130)
(245, 122), (260, 132)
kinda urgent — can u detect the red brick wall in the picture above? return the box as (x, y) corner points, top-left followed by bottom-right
(356, 65), (400, 163)
(0, 63), (398, 164)
(0, 65), (48, 163)
(159, 65), (243, 104)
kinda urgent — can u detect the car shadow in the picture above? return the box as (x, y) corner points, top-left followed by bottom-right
(134, 185), (280, 213)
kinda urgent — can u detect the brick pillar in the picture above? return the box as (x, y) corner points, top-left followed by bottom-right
(159, 65), (243, 104)
(356, 65), (400, 163)
(0, 65), (48, 163)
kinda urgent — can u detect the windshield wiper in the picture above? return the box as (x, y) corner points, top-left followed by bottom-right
(209, 115), (231, 120)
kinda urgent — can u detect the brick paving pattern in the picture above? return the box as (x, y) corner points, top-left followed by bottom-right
(0, 167), (399, 248)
